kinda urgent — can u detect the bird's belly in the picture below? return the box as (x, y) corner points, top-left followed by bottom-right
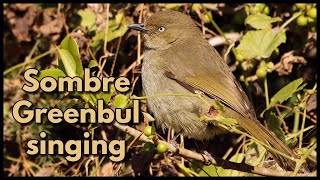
(142, 61), (225, 140)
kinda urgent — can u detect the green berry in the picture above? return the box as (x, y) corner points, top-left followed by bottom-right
(191, 4), (202, 12)
(296, 15), (308, 26)
(255, 3), (266, 13)
(256, 68), (267, 78)
(235, 52), (245, 62)
(306, 89), (315, 95)
(295, 3), (306, 10)
(309, 26), (316, 32)
(143, 126), (153, 136)
(248, 5), (255, 14)
(307, 8), (317, 19)
(147, 135), (155, 140)
(245, 77), (252, 82)
(266, 62), (274, 70)
(157, 142), (168, 153)
(263, 6), (270, 15)
(307, 17), (315, 23)
(298, 102), (306, 111)
(305, 4), (312, 11)
(203, 12), (212, 24)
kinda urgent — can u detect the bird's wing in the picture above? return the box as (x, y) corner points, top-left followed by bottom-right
(165, 40), (255, 120)
(185, 74), (255, 119)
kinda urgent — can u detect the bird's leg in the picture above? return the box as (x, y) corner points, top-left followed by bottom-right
(180, 134), (185, 166)
(166, 131), (181, 157)
(202, 151), (214, 166)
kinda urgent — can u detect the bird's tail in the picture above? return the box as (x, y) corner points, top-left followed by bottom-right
(238, 116), (310, 173)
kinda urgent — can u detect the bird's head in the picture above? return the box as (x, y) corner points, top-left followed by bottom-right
(129, 10), (200, 50)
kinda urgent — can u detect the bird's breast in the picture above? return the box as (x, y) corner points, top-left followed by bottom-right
(141, 50), (225, 140)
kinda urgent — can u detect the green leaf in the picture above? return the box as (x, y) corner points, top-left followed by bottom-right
(245, 13), (282, 29)
(95, 85), (115, 104)
(266, 112), (286, 144)
(59, 36), (84, 77)
(89, 12), (131, 53)
(77, 9), (97, 31)
(37, 69), (66, 80)
(89, 60), (98, 68)
(245, 143), (266, 166)
(261, 78), (306, 116)
(235, 29), (286, 59)
(57, 48), (77, 77)
(113, 94), (129, 109)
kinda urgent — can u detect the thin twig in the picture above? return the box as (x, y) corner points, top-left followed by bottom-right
(113, 122), (316, 176)
(222, 135), (245, 160)
(4, 49), (56, 76)
(276, 104), (316, 123)
(137, 3), (144, 65)
(98, 3), (111, 78)
(119, 54), (144, 76)
(110, 36), (122, 76)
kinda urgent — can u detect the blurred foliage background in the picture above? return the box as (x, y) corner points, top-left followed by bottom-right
(3, 3), (317, 176)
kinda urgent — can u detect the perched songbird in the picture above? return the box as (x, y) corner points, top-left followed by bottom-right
(129, 10), (309, 172)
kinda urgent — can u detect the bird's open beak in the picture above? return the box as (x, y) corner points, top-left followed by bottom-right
(128, 23), (151, 33)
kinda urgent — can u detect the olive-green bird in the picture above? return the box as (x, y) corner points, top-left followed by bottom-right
(129, 10), (309, 172)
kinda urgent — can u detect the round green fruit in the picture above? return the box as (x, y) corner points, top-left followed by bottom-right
(203, 12), (212, 24)
(254, 3), (266, 13)
(296, 15), (308, 26)
(263, 6), (270, 15)
(256, 68), (267, 78)
(143, 126), (154, 136)
(191, 4), (202, 12)
(298, 102), (306, 111)
(295, 3), (306, 10)
(157, 142), (168, 153)
(307, 8), (317, 19)
(235, 52), (245, 62)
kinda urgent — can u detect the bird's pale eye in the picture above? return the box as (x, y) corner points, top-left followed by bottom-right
(158, 26), (166, 32)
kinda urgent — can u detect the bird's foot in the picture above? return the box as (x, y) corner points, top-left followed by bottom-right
(202, 151), (214, 165)
(166, 134), (181, 157)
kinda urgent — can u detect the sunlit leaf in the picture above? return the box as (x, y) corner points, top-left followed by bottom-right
(57, 48), (77, 77)
(77, 9), (97, 31)
(245, 14), (282, 29)
(114, 94), (129, 109)
(236, 29), (286, 59)
(88, 60), (98, 68)
(37, 69), (66, 80)
(59, 35), (84, 77)
(95, 85), (115, 104)
(90, 14), (132, 53)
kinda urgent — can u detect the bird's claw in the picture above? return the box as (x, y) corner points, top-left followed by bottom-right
(203, 151), (214, 165)
(166, 138), (180, 157)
